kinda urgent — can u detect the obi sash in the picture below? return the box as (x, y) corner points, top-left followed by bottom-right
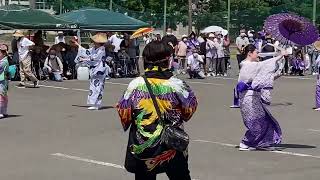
(236, 81), (273, 93)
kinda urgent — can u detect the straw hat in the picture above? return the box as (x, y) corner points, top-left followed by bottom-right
(91, 33), (108, 43)
(314, 40), (320, 50)
(13, 30), (24, 37)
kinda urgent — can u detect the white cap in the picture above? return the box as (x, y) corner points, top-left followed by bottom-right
(209, 33), (215, 38)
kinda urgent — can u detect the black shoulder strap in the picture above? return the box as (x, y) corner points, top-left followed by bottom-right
(142, 76), (163, 121)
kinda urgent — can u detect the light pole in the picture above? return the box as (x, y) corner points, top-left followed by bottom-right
(109, 0), (113, 11)
(227, 0), (231, 33)
(59, 0), (62, 14)
(163, 0), (167, 34)
(29, 0), (35, 9)
(188, 0), (192, 34)
(313, 0), (317, 25)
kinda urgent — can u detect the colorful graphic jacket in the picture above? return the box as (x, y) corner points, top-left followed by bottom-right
(117, 69), (197, 173)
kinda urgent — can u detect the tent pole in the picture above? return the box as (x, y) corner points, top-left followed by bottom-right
(60, 0), (63, 14)
(109, 0), (113, 11)
(313, 0), (317, 25)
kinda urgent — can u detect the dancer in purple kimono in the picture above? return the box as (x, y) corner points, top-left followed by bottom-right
(237, 44), (287, 151)
(315, 57), (320, 111)
(74, 33), (108, 110)
(186, 32), (199, 58)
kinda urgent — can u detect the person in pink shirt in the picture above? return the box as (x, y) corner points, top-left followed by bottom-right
(176, 35), (188, 74)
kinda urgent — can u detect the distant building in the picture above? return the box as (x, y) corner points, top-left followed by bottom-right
(0, 0), (55, 14)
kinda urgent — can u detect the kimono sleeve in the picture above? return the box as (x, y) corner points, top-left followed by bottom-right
(75, 46), (90, 64)
(316, 55), (320, 68)
(261, 89), (272, 105)
(174, 79), (198, 121)
(252, 55), (283, 90)
(116, 80), (136, 131)
(90, 47), (105, 63)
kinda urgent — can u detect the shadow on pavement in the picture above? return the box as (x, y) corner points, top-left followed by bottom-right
(269, 102), (293, 106)
(273, 144), (317, 149)
(5, 115), (22, 118)
(234, 144), (316, 150)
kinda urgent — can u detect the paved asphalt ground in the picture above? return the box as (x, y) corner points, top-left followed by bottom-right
(1, 63), (320, 180)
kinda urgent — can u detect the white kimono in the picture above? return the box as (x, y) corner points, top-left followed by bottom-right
(76, 46), (108, 106)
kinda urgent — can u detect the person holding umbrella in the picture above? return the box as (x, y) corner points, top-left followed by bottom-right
(237, 44), (287, 151)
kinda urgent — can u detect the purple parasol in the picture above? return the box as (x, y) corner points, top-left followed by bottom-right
(264, 13), (319, 46)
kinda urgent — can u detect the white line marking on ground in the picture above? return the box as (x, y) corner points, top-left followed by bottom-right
(38, 84), (70, 90)
(109, 81), (225, 86)
(51, 153), (125, 169)
(106, 82), (129, 86)
(193, 140), (235, 147)
(212, 77), (237, 80)
(212, 76), (315, 81)
(282, 76), (314, 80)
(192, 139), (320, 159)
(24, 83), (90, 92)
(51, 153), (200, 180)
(307, 129), (320, 132)
(187, 81), (224, 86)
(71, 88), (89, 92)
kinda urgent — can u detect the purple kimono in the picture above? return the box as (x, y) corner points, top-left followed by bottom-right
(186, 39), (200, 57)
(237, 57), (283, 148)
(315, 58), (320, 108)
(292, 58), (305, 70)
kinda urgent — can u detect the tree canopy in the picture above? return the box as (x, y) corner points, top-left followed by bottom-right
(47, 0), (320, 35)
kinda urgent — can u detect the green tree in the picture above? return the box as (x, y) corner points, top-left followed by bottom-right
(46, 0), (320, 31)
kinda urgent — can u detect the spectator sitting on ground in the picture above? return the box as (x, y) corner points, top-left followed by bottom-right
(43, 49), (64, 82)
(187, 49), (205, 79)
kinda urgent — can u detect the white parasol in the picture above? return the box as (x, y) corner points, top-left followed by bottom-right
(201, 26), (224, 34)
